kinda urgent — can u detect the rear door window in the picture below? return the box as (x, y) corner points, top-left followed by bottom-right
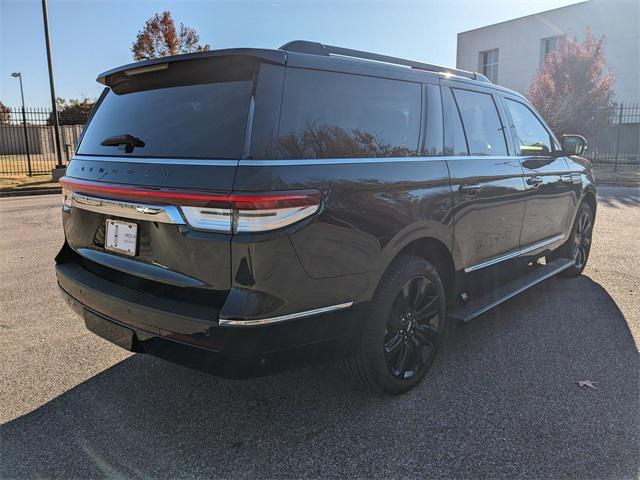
(452, 88), (508, 156)
(275, 69), (421, 159)
(78, 57), (255, 159)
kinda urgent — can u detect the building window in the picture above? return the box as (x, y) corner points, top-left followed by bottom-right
(540, 35), (561, 65)
(479, 49), (499, 83)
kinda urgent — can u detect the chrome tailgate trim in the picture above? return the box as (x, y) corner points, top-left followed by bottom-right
(70, 192), (185, 224)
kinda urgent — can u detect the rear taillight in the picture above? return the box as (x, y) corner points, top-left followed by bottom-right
(59, 177), (321, 233)
(232, 191), (322, 233)
(62, 187), (72, 212)
(180, 192), (322, 232)
(180, 206), (232, 232)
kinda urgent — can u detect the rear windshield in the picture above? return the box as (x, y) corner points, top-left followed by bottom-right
(78, 57), (255, 159)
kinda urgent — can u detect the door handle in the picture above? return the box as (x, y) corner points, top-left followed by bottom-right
(458, 183), (481, 194)
(526, 176), (543, 187)
(561, 173), (582, 184)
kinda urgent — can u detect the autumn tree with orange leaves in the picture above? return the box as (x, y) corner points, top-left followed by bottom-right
(0, 101), (10, 124)
(528, 30), (613, 138)
(131, 11), (210, 61)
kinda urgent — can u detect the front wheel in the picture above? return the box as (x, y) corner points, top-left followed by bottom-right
(548, 201), (594, 277)
(344, 255), (447, 395)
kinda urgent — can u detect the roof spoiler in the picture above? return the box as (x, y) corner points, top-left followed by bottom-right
(96, 48), (286, 87)
(280, 40), (491, 83)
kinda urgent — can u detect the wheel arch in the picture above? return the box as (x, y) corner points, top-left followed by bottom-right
(391, 237), (456, 303)
(583, 189), (597, 220)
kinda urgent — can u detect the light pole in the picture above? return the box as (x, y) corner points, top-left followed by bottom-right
(41, 0), (64, 172)
(10, 72), (32, 177)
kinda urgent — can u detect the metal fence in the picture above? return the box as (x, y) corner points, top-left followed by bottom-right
(0, 107), (90, 176)
(586, 102), (640, 172)
(0, 103), (638, 176)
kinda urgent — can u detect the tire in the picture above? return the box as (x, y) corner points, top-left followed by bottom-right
(547, 201), (594, 277)
(344, 255), (447, 395)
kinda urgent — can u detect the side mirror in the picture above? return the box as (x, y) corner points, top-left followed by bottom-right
(561, 135), (588, 156)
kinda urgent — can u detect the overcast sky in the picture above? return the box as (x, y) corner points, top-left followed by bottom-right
(0, 0), (584, 107)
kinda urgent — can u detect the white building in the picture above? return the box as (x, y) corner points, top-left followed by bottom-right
(456, 0), (639, 103)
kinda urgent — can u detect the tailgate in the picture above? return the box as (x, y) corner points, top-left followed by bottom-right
(61, 158), (236, 290)
(60, 54), (257, 290)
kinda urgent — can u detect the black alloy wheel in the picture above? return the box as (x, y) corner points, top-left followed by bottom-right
(384, 275), (441, 380)
(572, 208), (593, 270)
(345, 255), (446, 394)
(548, 201), (594, 277)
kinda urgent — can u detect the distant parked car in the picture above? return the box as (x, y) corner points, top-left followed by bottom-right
(56, 41), (595, 394)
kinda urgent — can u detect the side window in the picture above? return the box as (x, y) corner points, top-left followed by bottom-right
(443, 87), (469, 156)
(452, 88), (508, 156)
(276, 69), (421, 159)
(504, 99), (553, 155)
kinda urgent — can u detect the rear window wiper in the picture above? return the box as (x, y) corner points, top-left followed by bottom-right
(100, 134), (146, 153)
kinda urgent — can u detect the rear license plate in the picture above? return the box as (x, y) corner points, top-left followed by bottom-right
(84, 310), (134, 351)
(105, 219), (138, 256)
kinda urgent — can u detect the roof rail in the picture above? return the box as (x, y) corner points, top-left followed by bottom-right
(280, 40), (490, 83)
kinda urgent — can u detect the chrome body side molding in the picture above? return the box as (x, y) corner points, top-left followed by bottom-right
(464, 234), (565, 273)
(218, 302), (354, 327)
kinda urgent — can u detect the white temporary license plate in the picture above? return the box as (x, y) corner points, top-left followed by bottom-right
(105, 219), (138, 256)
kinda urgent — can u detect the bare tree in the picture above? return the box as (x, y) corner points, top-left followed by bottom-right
(48, 97), (95, 125)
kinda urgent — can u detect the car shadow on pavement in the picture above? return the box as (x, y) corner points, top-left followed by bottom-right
(597, 186), (639, 209)
(2, 276), (639, 479)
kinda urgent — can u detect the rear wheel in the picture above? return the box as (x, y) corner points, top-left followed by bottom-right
(345, 255), (446, 395)
(548, 201), (594, 277)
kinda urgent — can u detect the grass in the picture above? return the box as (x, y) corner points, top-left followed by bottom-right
(0, 154), (66, 177)
(0, 174), (60, 191)
(0, 154), (66, 191)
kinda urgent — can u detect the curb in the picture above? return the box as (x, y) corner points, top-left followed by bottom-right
(0, 187), (61, 198)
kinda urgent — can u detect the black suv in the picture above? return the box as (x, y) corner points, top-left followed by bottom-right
(56, 41), (596, 394)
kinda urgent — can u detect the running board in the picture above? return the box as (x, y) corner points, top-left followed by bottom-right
(449, 258), (574, 323)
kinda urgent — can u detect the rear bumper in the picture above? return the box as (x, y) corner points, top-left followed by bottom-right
(56, 253), (362, 379)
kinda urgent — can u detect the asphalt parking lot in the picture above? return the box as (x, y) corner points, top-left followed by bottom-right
(1, 187), (638, 479)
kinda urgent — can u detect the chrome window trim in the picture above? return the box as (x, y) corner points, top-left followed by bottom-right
(464, 234), (565, 273)
(219, 302), (354, 327)
(70, 193), (186, 224)
(71, 154), (522, 167)
(239, 155), (516, 166)
(72, 155), (238, 166)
